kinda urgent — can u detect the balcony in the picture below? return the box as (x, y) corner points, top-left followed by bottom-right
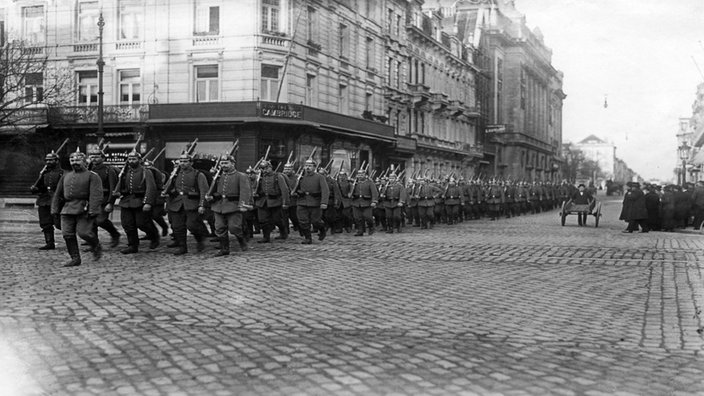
(116, 40), (143, 51)
(258, 32), (290, 50)
(73, 43), (98, 53)
(193, 36), (221, 47)
(429, 92), (449, 112)
(407, 82), (431, 105)
(49, 105), (148, 124)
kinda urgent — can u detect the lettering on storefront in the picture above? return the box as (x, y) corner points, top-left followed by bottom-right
(260, 103), (303, 119)
(485, 124), (506, 134)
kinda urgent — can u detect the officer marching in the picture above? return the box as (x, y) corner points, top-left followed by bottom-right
(31, 150), (64, 250)
(50, 149), (103, 267)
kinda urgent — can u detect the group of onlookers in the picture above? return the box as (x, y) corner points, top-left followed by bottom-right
(619, 181), (704, 233)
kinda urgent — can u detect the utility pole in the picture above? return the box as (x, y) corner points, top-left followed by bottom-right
(96, 12), (105, 140)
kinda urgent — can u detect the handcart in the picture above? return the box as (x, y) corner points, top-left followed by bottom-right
(560, 199), (602, 227)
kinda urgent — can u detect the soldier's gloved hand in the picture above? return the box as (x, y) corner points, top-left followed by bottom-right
(205, 195), (213, 202)
(142, 204), (152, 212)
(198, 206), (205, 215)
(397, 202), (403, 207)
(371, 202), (377, 208)
(320, 203), (328, 210)
(30, 186), (39, 193)
(104, 203), (113, 213)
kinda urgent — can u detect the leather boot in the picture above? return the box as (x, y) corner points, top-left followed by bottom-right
(396, 220), (401, 233)
(196, 236), (205, 252)
(149, 235), (160, 250)
(258, 227), (271, 243)
(301, 229), (313, 244)
(39, 230), (55, 250)
(91, 239), (102, 261)
(121, 246), (138, 254)
(174, 240), (188, 255)
(367, 221), (375, 235)
(63, 237), (81, 267)
(214, 236), (230, 257)
(318, 224), (326, 241)
(354, 222), (364, 236)
(237, 236), (249, 251)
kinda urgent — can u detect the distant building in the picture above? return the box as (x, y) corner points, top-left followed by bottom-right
(575, 135), (614, 183)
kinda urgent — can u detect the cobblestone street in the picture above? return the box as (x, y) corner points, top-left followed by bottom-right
(1, 196), (703, 395)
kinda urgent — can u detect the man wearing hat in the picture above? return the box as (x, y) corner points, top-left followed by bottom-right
(443, 177), (463, 225)
(88, 147), (121, 247)
(109, 150), (160, 253)
(319, 166), (342, 235)
(253, 160), (290, 243)
(51, 150), (103, 267)
(163, 152), (209, 255)
(380, 172), (407, 233)
(292, 158), (329, 244)
(415, 177), (439, 229)
(351, 168), (379, 236)
(206, 153), (252, 256)
(282, 161), (300, 235)
(571, 183), (593, 226)
(619, 181), (648, 233)
(336, 169), (353, 233)
(31, 151), (64, 250)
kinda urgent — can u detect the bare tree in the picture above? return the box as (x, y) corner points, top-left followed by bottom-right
(0, 40), (74, 131)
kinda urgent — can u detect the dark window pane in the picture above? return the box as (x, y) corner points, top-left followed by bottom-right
(209, 6), (219, 33)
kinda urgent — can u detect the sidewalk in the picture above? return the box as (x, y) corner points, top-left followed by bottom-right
(0, 205), (124, 232)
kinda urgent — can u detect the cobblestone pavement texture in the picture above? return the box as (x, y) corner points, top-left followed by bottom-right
(1, 196), (704, 395)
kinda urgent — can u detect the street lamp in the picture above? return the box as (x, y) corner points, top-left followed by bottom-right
(96, 12), (105, 140)
(678, 142), (690, 186)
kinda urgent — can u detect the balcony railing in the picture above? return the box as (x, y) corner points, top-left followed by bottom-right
(192, 36), (220, 47)
(49, 105), (148, 124)
(73, 43), (98, 53)
(116, 40), (142, 50)
(258, 33), (290, 49)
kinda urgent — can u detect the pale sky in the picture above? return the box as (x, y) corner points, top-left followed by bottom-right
(515, 0), (704, 182)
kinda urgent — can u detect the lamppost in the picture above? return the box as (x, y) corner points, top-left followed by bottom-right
(678, 141), (690, 186)
(96, 12), (105, 140)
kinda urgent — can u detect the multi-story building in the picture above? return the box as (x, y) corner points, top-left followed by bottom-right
(442, 0), (565, 181)
(575, 134), (615, 184)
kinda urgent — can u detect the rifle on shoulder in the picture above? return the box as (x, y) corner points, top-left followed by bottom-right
(160, 138), (199, 197)
(206, 139), (239, 199)
(111, 135), (144, 197)
(31, 138), (70, 190)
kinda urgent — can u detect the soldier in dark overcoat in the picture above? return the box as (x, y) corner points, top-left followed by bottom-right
(108, 150), (160, 254)
(380, 172), (407, 233)
(350, 169), (379, 236)
(51, 150), (103, 267)
(443, 177), (464, 225)
(336, 170), (353, 233)
(644, 184), (662, 231)
(163, 152), (209, 255)
(253, 160), (290, 243)
(292, 159), (330, 244)
(31, 151), (64, 250)
(206, 153), (252, 256)
(88, 148), (121, 247)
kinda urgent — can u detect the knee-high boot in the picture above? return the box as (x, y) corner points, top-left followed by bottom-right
(215, 236), (230, 256)
(39, 229), (55, 250)
(63, 236), (81, 267)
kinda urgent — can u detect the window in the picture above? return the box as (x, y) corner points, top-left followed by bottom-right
(387, 9), (393, 32)
(338, 84), (348, 113)
(119, 69), (141, 104)
(77, 70), (98, 105)
(396, 14), (401, 36)
(396, 61), (402, 89)
(365, 92), (372, 111)
(195, 65), (219, 102)
(261, 0), (280, 33)
(119, 0), (143, 40)
(260, 64), (280, 101)
(339, 23), (349, 58)
(195, 0), (219, 35)
(23, 6), (45, 44)
(24, 73), (43, 103)
(365, 37), (374, 70)
(305, 74), (316, 106)
(77, 1), (98, 42)
(387, 57), (393, 85)
(307, 7), (317, 43)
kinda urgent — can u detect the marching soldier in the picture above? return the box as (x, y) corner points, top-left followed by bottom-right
(282, 161), (300, 236)
(143, 158), (170, 237)
(443, 177), (464, 225)
(351, 168), (379, 236)
(292, 159), (330, 244)
(415, 177), (439, 229)
(51, 150), (103, 267)
(407, 177), (420, 227)
(336, 169), (354, 233)
(486, 179), (504, 220)
(319, 167), (342, 235)
(380, 172), (407, 233)
(163, 152), (209, 255)
(206, 153), (252, 256)
(31, 151), (64, 250)
(253, 160), (290, 243)
(108, 150), (160, 254)
(88, 148), (121, 247)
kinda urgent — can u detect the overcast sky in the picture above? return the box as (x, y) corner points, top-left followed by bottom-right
(514, 0), (704, 182)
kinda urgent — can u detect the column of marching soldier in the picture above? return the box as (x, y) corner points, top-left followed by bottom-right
(32, 141), (571, 267)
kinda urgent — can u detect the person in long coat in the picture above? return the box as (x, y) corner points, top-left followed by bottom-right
(660, 185), (677, 232)
(673, 184), (693, 228)
(644, 185), (662, 231)
(619, 182), (648, 233)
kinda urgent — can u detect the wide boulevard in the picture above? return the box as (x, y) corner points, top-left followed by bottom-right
(1, 194), (703, 395)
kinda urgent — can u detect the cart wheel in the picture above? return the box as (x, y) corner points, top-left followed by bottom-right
(594, 202), (602, 227)
(560, 201), (567, 226)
